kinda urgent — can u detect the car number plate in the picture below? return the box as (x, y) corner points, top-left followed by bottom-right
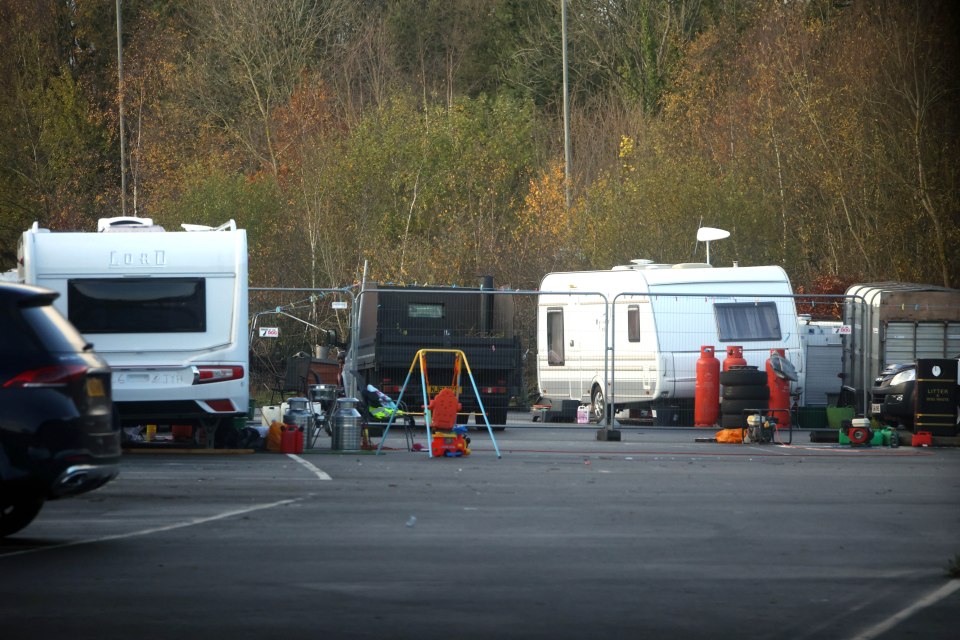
(428, 385), (462, 395)
(870, 403), (881, 415)
(86, 377), (106, 398)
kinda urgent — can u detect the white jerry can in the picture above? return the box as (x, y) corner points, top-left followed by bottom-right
(576, 404), (589, 424)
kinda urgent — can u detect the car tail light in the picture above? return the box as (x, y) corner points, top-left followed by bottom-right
(193, 366), (244, 384)
(3, 364), (88, 388)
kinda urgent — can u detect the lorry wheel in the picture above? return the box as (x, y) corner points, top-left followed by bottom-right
(0, 493), (44, 538)
(590, 386), (606, 423)
(475, 410), (507, 427)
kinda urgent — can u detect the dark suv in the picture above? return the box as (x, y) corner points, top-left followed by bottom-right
(870, 355), (959, 429)
(870, 362), (917, 428)
(1, 282), (120, 537)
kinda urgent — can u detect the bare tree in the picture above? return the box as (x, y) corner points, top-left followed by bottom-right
(186, 0), (345, 175)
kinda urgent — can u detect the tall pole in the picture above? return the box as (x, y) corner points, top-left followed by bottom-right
(561, 0), (572, 210)
(115, 0), (128, 216)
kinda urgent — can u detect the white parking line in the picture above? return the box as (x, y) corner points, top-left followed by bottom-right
(0, 496), (306, 560)
(287, 454), (332, 480)
(849, 579), (960, 639)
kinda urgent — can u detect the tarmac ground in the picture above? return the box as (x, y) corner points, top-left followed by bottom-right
(2, 417), (958, 640)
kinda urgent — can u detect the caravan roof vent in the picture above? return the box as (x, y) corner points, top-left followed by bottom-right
(181, 220), (237, 232)
(613, 259), (671, 271)
(98, 217), (164, 232)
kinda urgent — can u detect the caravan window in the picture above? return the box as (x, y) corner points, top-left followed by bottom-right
(627, 305), (641, 342)
(67, 278), (206, 334)
(546, 308), (564, 365)
(408, 303), (444, 319)
(714, 302), (781, 341)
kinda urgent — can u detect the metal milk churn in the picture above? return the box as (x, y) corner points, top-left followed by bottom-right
(332, 397), (362, 451)
(283, 397), (313, 449)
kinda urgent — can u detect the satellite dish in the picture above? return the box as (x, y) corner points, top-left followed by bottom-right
(768, 352), (799, 382)
(695, 227), (730, 265)
(696, 227), (730, 242)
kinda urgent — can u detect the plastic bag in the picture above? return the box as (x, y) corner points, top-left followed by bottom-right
(266, 421), (284, 452)
(715, 428), (744, 444)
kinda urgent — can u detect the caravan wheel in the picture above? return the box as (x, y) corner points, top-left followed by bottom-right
(590, 386), (606, 423)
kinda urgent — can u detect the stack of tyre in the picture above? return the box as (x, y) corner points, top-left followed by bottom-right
(719, 366), (768, 429)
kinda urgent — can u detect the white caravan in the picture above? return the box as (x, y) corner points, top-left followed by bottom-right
(16, 217), (248, 441)
(537, 261), (803, 422)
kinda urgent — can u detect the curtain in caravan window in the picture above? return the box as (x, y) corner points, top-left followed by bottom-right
(68, 278), (206, 334)
(628, 305), (641, 342)
(714, 302), (781, 341)
(547, 308), (564, 365)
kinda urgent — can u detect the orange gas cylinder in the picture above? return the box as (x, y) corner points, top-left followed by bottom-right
(695, 345), (720, 427)
(766, 348), (791, 428)
(723, 346), (746, 371)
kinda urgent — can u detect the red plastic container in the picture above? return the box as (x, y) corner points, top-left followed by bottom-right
(280, 425), (296, 454)
(912, 431), (933, 447)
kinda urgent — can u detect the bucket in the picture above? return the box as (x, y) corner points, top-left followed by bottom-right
(826, 406), (855, 430)
(576, 404), (589, 424)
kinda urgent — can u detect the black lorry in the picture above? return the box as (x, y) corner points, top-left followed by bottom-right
(354, 278), (523, 426)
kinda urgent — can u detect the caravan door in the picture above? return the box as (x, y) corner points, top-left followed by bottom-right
(543, 304), (576, 400)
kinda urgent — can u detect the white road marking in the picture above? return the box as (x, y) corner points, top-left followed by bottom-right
(849, 579), (960, 640)
(287, 454), (332, 480)
(0, 496), (305, 560)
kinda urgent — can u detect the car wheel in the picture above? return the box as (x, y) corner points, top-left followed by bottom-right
(591, 386), (606, 423)
(485, 408), (508, 426)
(0, 493), (45, 538)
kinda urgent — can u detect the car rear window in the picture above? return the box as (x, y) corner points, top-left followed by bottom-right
(0, 303), (88, 355)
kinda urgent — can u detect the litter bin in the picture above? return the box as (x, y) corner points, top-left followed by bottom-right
(332, 397), (362, 451)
